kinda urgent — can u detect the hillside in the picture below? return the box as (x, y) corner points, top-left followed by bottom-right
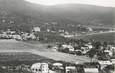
(0, 0), (114, 32)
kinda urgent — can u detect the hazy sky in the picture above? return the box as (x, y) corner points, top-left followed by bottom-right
(25, 0), (115, 7)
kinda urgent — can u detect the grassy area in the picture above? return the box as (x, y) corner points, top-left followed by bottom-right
(24, 40), (55, 48)
(76, 32), (115, 42)
(0, 52), (55, 65)
(0, 40), (90, 63)
(35, 32), (67, 43)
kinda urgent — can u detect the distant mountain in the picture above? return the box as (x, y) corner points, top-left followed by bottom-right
(0, 0), (114, 32)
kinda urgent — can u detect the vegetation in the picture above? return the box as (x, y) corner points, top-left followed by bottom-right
(0, 0), (114, 33)
(76, 32), (115, 42)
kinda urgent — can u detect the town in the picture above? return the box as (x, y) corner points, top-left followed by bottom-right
(0, 0), (115, 73)
(0, 28), (115, 73)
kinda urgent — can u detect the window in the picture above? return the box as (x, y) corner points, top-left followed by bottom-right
(36, 69), (38, 71)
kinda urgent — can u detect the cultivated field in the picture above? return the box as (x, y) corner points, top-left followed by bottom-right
(0, 39), (90, 64)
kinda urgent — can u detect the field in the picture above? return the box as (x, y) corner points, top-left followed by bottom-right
(0, 52), (47, 65)
(76, 31), (115, 42)
(0, 31), (115, 64)
(0, 39), (90, 64)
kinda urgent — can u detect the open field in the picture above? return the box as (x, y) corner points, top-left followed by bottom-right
(0, 39), (90, 63)
(76, 31), (115, 42)
(0, 52), (56, 65)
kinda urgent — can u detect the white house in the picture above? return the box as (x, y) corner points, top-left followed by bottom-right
(84, 68), (99, 73)
(81, 46), (90, 54)
(88, 27), (93, 32)
(33, 27), (41, 32)
(52, 62), (63, 70)
(111, 59), (115, 65)
(62, 45), (74, 52)
(31, 63), (49, 73)
(98, 60), (112, 69)
(12, 35), (22, 40)
(104, 50), (113, 57)
(65, 66), (77, 73)
(85, 44), (93, 49)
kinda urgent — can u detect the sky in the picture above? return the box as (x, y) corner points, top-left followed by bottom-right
(25, 0), (115, 7)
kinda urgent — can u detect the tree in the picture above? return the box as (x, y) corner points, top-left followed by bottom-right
(57, 43), (62, 49)
(94, 41), (102, 49)
(103, 41), (108, 48)
(47, 45), (52, 49)
(87, 48), (97, 62)
(34, 32), (39, 40)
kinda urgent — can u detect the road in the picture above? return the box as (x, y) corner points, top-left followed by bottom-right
(0, 39), (90, 63)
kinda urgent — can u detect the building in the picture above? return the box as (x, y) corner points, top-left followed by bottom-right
(66, 66), (77, 73)
(98, 60), (112, 69)
(52, 62), (63, 69)
(52, 62), (64, 73)
(62, 45), (74, 52)
(31, 63), (49, 73)
(33, 27), (41, 32)
(85, 43), (93, 49)
(84, 68), (99, 73)
(80, 46), (90, 55)
(27, 33), (36, 40)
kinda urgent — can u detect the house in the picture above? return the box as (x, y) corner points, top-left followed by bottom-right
(64, 35), (74, 38)
(84, 68), (99, 73)
(52, 46), (58, 51)
(62, 45), (74, 52)
(47, 29), (50, 32)
(85, 43), (93, 49)
(52, 62), (63, 70)
(12, 35), (22, 40)
(83, 62), (100, 73)
(49, 70), (56, 73)
(112, 47), (115, 55)
(6, 29), (16, 35)
(74, 49), (82, 55)
(52, 62), (64, 73)
(31, 63), (49, 73)
(27, 33), (36, 40)
(80, 46), (90, 55)
(1, 32), (9, 39)
(65, 66), (77, 73)
(33, 27), (41, 32)
(111, 59), (115, 65)
(21, 64), (31, 71)
(98, 60), (112, 69)
(104, 50), (113, 57)
(58, 30), (64, 33)
(21, 33), (29, 40)
(87, 27), (93, 32)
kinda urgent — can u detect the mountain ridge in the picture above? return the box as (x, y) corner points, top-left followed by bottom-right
(0, 0), (114, 32)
